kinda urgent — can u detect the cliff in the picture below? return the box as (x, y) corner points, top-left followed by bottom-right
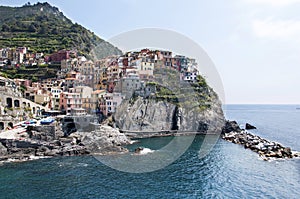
(114, 68), (225, 134)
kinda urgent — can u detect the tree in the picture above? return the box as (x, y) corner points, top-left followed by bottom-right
(28, 24), (37, 32)
(2, 23), (10, 31)
(23, 2), (31, 6)
(39, 24), (47, 34)
(32, 76), (38, 82)
(51, 28), (59, 34)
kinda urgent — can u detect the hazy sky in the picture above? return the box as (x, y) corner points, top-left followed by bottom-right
(1, 0), (300, 104)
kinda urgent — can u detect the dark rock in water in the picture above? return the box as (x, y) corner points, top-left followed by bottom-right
(135, 147), (144, 153)
(282, 147), (292, 158)
(245, 123), (256, 130)
(222, 120), (242, 134)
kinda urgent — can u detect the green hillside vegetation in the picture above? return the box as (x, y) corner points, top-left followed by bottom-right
(0, 2), (121, 59)
(144, 68), (215, 112)
(0, 63), (59, 80)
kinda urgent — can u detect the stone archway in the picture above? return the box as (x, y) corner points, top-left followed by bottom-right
(27, 103), (31, 107)
(0, 122), (4, 130)
(8, 122), (13, 129)
(14, 99), (20, 107)
(6, 97), (12, 108)
(22, 102), (26, 108)
(32, 107), (36, 114)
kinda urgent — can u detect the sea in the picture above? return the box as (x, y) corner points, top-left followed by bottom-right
(0, 105), (299, 199)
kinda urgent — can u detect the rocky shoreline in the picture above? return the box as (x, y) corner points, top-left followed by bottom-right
(1, 120), (299, 164)
(0, 124), (130, 163)
(222, 121), (300, 161)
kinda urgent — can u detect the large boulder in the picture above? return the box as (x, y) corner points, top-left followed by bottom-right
(245, 123), (257, 130)
(222, 120), (242, 134)
(80, 125), (130, 154)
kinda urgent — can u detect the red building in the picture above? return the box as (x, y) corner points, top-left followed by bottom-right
(47, 50), (76, 63)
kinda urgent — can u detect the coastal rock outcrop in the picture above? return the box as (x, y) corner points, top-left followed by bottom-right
(245, 123), (257, 130)
(222, 130), (297, 160)
(0, 125), (130, 163)
(222, 120), (242, 134)
(80, 125), (130, 154)
(114, 67), (225, 135)
(114, 96), (225, 134)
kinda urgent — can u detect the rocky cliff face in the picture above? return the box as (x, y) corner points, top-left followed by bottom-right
(114, 67), (225, 134)
(114, 96), (225, 134)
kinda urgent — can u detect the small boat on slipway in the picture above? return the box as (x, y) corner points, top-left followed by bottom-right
(40, 117), (55, 125)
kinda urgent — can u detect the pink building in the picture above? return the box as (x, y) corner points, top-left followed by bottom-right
(60, 91), (82, 114)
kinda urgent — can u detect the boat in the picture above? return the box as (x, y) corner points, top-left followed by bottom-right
(40, 117), (55, 125)
(21, 119), (37, 127)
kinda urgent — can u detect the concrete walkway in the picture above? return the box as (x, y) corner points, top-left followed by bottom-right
(0, 127), (26, 139)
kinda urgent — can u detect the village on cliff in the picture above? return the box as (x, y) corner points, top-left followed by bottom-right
(0, 47), (200, 133)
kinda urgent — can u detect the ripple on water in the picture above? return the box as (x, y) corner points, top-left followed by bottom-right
(0, 134), (300, 198)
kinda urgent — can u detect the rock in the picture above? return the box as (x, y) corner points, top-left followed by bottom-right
(81, 125), (130, 154)
(274, 151), (283, 158)
(222, 121), (242, 134)
(293, 152), (300, 157)
(114, 96), (225, 134)
(28, 125), (56, 141)
(45, 149), (60, 156)
(245, 123), (256, 130)
(0, 142), (8, 156)
(221, 124), (299, 160)
(52, 140), (62, 146)
(55, 130), (64, 138)
(282, 147), (292, 158)
(135, 147), (144, 153)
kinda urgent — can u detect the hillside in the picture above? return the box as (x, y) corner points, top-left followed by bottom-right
(0, 2), (122, 60)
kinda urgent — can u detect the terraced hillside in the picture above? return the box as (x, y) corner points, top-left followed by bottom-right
(0, 2), (121, 59)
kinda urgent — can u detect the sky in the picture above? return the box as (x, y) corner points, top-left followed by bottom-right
(1, 0), (300, 104)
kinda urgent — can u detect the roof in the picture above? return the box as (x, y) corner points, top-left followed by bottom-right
(92, 90), (106, 94)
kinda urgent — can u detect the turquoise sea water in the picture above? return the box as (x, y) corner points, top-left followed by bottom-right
(0, 105), (299, 198)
